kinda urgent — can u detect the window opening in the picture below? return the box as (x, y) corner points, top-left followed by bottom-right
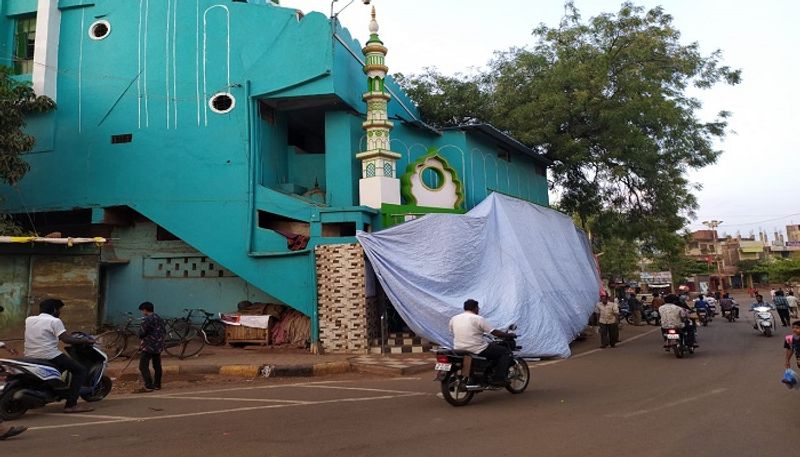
(89, 20), (111, 40)
(209, 92), (236, 114)
(13, 15), (36, 75)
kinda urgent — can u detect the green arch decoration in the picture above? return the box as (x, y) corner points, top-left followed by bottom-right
(400, 147), (465, 209)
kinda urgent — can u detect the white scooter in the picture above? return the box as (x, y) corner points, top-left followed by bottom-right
(752, 306), (775, 337)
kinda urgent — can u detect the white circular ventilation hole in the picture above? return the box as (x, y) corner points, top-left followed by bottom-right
(89, 20), (111, 40)
(209, 92), (236, 114)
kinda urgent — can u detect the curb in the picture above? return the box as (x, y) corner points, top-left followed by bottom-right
(108, 361), (354, 380)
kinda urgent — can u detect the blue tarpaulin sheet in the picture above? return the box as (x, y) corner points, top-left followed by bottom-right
(356, 193), (600, 358)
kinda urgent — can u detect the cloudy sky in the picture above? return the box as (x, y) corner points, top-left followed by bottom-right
(283, 0), (800, 240)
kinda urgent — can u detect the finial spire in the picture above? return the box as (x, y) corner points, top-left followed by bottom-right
(369, 6), (379, 34)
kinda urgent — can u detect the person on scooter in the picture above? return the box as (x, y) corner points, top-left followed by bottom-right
(720, 293), (739, 319)
(24, 299), (95, 414)
(0, 305), (27, 440)
(449, 299), (515, 385)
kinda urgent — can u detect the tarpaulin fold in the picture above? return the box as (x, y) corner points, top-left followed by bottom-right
(356, 193), (600, 358)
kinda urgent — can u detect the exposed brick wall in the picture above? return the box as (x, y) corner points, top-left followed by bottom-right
(316, 243), (370, 354)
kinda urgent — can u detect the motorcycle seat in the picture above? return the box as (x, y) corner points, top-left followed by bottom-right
(18, 358), (61, 370)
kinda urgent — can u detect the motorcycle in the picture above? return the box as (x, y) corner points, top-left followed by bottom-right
(434, 327), (530, 407)
(0, 333), (112, 420)
(696, 308), (711, 327)
(721, 300), (738, 322)
(662, 325), (694, 359)
(642, 305), (661, 326)
(752, 306), (775, 337)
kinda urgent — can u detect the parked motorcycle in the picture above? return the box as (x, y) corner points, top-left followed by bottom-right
(662, 325), (695, 359)
(0, 333), (112, 420)
(642, 305), (661, 326)
(435, 327), (530, 406)
(752, 306), (775, 337)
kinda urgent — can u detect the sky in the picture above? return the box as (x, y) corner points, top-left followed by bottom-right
(282, 0), (800, 240)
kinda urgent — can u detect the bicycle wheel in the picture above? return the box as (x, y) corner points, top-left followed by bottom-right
(95, 331), (126, 361)
(165, 320), (205, 359)
(203, 320), (226, 346)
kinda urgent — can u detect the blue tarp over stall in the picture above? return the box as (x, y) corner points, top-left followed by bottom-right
(356, 193), (600, 358)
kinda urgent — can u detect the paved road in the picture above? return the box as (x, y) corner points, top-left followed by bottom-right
(3, 313), (796, 457)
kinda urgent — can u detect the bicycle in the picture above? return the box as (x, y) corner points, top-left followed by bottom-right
(163, 316), (206, 359)
(174, 308), (226, 346)
(95, 313), (140, 362)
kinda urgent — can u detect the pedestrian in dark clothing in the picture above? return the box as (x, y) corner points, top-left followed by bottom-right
(138, 302), (166, 392)
(774, 290), (791, 327)
(628, 293), (643, 326)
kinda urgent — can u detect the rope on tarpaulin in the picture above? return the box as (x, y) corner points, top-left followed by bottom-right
(0, 236), (107, 247)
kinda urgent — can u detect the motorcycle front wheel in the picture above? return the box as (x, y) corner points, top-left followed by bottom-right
(764, 327), (773, 337)
(81, 376), (113, 402)
(505, 358), (530, 394)
(440, 371), (474, 407)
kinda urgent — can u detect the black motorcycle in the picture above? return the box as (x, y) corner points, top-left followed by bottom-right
(662, 325), (695, 359)
(434, 329), (530, 407)
(696, 308), (710, 326)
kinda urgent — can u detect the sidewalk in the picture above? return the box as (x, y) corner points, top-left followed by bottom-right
(107, 346), (354, 381)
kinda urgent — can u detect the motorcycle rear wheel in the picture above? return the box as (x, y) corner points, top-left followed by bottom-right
(440, 371), (474, 407)
(81, 376), (113, 402)
(505, 358), (530, 394)
(673, 345), (684, 359)
(0, 388), (28, 421)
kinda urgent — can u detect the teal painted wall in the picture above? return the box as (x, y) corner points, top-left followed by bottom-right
(0, 1), (549, 332)
(104, 221), (276, 322)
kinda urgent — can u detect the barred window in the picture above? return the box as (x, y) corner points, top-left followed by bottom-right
(13, 15), (36, 75)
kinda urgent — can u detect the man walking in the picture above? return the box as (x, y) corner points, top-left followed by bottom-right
(787, 291), (798, 318)
(0, 305), (26, 441)
(628, 293), (643, 326)
(651, 293), (665, 312)
(596, 296), (620, 348)
(138, 302), (166, 392)
(24, 299), (95, 413)
(774, 290), (791, 327)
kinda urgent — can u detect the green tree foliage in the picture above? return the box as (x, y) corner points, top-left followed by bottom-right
(397, 2), (740, 260)
(596, 237), (639, 281)
(0, 66), (55, 233)
(746, 259), (800, 284)
(394, 70), (491, 128)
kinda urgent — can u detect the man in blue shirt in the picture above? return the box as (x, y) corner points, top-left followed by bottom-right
(695, 295), (710, 312)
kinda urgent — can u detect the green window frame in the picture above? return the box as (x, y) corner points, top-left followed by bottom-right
(14, 15), (37, 75)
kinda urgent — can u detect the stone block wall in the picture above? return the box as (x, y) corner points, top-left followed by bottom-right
(316, 243), (370, 354)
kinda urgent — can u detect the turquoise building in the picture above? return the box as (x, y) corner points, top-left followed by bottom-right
(0, 0), (550, 346)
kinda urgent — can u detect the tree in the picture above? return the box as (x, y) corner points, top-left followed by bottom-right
(397, 2), (740, 256)
(394, 70), (491, 128)
(0, 66), (55, 232)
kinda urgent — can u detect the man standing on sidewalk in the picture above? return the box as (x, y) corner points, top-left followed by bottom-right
(138, 302), (166, 392)
(596, 296), (620, 348)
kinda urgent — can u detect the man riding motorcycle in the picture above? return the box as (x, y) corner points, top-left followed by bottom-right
(660, 295), (697, 347)
(449, 299), (515, 385)
(24, 299), (96, 414)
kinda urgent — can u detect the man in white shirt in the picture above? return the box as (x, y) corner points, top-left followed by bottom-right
(0, 305), (27, 441)
(449, 299), (515, 385)
(24, 299), (95, 414)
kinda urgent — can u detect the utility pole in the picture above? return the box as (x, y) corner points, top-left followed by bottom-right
(702, 220), (724, 293)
